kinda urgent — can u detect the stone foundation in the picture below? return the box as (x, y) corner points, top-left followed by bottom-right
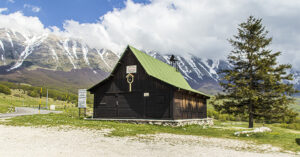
(86, 118), (214, 127)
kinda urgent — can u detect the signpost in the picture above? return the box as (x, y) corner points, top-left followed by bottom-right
(78, 89), (87, 118)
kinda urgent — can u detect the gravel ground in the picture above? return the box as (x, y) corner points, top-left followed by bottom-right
(0, 125), (297, 157)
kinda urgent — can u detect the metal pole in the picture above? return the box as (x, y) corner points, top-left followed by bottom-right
(39, 87), (42, 114)
(46, 89), (48, 109)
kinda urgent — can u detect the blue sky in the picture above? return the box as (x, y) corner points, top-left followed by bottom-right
(0, 0), (149, 28)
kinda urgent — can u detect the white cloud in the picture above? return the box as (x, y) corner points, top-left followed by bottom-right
(1, 0), (300, 70)
(0, 11), (48, 36)
(0, 8), (8, 13)
(7, 0), (15, 3)
(60, 0), (300, 69)
(24, 4), (41, 13)
(64, 0), (300, 68)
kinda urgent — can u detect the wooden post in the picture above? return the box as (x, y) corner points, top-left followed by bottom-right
(78, 108), (86, 118)
(78, 108), (81, 118)
(46, 89), (48, 109)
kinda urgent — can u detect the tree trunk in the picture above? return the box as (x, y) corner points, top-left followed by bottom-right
(249, 103), (254, 128)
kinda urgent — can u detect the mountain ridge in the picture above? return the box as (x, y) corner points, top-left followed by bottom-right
(0, 28), (299, 95)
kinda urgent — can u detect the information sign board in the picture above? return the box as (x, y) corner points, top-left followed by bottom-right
(78, 89), (87, 108)
(126, 65), (137, 73)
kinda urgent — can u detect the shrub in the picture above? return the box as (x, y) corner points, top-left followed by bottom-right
(280, 123), (300, 130)
(28, 90), (39, 97)
(13, 94), (21, 97)
(0, 84), (11, 95)
(207, 108), (248, 122)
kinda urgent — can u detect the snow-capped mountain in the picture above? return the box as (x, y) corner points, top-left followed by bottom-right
(0, 28), (299, 94)
(147, 51), (230, 93)
(0, 28), (119, 73)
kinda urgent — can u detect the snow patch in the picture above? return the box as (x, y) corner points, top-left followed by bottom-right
(72, 40), (78, 59)
(163, 56), (171, 65)
(81, 44), (90, 66)
(199, 58), (220, 81)
(63, 39), (77, 69)
(6, 32), (13, 48)
(7, 33), (48, 71)
(203, 59), (218, 75)
(0, 40), (4, 51)
(184, 56), (203, 79)
(177, 56), (196, 82)
(1, 54), (5, 64)
(96, 49), (111, 69)
(51, 48), (59, 62)
(149, 52), (157, 57)
(8, 28), (17, 37)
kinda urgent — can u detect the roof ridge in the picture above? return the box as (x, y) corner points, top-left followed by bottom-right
(128, 45), (177, 70)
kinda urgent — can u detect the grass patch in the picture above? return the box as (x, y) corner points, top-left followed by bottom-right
(0, 89), (79, 114)
(0, 108), (299, 152)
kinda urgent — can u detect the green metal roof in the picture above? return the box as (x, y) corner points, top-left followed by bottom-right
(128, 46), (210, 97)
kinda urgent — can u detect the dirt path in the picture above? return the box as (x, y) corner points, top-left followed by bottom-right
(0, 107), (62, 118)
(0, 125), (297, 157)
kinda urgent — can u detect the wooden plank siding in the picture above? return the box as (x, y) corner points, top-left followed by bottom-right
(172, 91), (207, 119)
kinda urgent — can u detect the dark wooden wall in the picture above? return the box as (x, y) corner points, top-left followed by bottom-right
(93, 49), (172, 119)
(172, 91), (207, 119)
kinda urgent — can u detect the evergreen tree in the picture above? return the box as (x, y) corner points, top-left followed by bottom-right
(213, 16), (298, 128)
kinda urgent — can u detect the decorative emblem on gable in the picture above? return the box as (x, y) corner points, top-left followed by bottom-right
(126, 73), (134, 92)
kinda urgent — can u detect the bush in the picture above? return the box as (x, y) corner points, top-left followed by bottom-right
(28, 90), (39, 97)
(13, 94), (21, 97)
(280, 123), (300, 130)
(0, 84), (11, 95)
(207, 109), (247, 121)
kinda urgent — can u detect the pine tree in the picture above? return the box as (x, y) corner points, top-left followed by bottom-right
(213, 16), (298, 128)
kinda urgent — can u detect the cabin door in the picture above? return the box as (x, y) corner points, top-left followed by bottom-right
(117, 92), (144, 118)
(145, 93), (170, 118)
(98, 94), (119, 118)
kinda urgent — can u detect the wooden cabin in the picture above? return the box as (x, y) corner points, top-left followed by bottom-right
(88, 45), (210, 120)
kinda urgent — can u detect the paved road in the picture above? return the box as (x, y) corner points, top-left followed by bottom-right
(0, 107), (62, 118)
